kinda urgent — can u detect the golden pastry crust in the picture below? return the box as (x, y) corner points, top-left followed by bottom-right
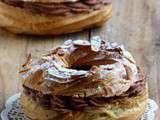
(20, 38), (143, 98)
(21, 84), (148, 120)
(0, 2), (112, 35)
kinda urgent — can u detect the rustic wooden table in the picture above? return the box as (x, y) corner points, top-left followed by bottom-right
(0, 0), (160, 119)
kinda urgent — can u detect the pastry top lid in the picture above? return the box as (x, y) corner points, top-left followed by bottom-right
(20, 36), (144, 98)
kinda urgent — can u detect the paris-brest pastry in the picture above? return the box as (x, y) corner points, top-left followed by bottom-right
(0, 0), (112, 35)
(20, 37), (148, 120)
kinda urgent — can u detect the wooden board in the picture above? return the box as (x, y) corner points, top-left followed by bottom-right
(0, 0), (160, 118)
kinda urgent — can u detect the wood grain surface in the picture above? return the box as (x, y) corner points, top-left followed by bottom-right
(0, 0), (159, 119)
